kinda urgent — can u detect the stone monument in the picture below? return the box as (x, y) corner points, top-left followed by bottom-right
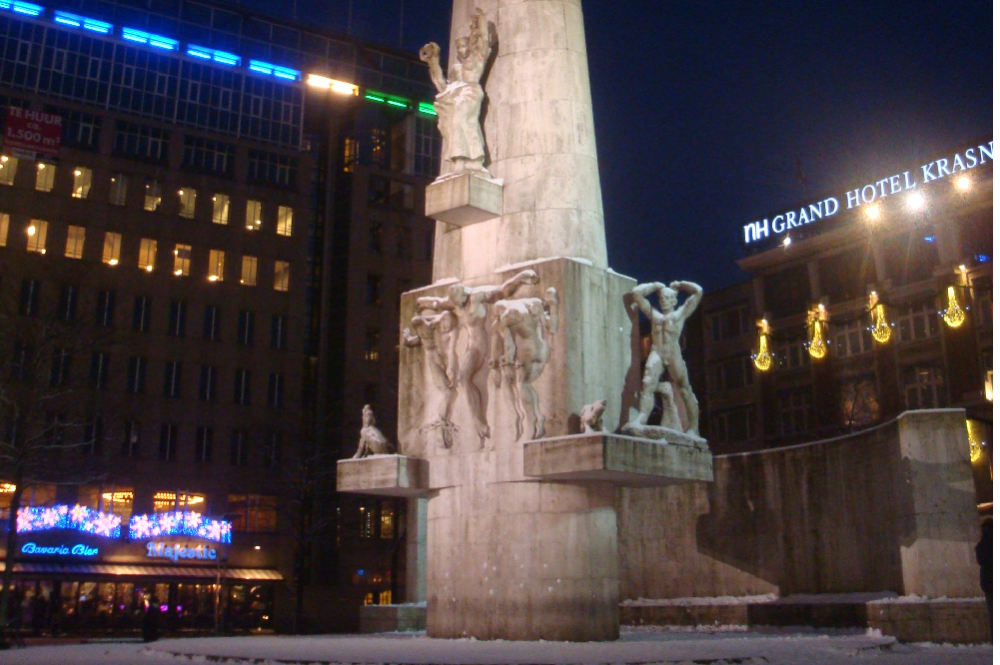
(338, 0), (713, 641)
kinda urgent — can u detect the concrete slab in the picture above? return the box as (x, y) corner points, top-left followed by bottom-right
(337, 455), (430, 498)
(523, 432), (713, 487)
(425, 173), (503, 226)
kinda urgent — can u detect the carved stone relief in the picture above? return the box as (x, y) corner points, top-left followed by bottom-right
(579, 399), (607, 434)
(403, 310), (459, 448)
(489, 288), (559, 441)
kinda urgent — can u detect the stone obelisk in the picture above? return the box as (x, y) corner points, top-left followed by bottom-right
(332, 0), (708, 642)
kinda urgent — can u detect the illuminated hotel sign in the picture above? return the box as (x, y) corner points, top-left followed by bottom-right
(21, 542), (98, 557)
(743, 140), (994, 245)
(146, 542), (218, 562)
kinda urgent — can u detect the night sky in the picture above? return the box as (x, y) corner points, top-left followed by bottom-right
(243, 0), (992, 291)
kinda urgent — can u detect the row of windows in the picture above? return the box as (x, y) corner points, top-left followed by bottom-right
(0, 155), (296, 235)
(0, 18), (303, 148)
(16, 279), (288, 348)
(5, 218), (292, 290)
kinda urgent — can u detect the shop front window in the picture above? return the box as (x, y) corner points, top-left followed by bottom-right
(153, 491), (207, 513)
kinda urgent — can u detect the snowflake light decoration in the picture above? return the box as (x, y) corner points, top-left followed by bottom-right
(17, 504), (121, 538)
(128, 511), (232, 544)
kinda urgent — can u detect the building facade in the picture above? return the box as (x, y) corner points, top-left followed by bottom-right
(692, 138), (992, 504)
(0, 0), (438, 634)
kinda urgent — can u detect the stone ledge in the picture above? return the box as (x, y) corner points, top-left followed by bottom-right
(425, 172), (503, 226)
(336, 455), (430, 498)
(523, 432), (713, 487)
(359, 603), (427, 633)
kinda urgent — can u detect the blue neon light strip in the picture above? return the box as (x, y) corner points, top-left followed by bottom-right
(249, 59), (301, 82)
(129, 511), (232, 544)
(187, 44), (240, 67)
(2, 1), (43, 16)
(54, 10), (112, 34)
(17, 504), (122, 539)
(122, 27), (178, 51)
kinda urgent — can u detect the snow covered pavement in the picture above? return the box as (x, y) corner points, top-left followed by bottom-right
(0, 629), (991, 665)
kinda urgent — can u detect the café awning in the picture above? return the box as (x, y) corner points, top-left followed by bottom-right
(0, 562), (282, 581)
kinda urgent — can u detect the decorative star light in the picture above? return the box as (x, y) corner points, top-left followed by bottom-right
(128, 511), (232, 544)
(16, 504), (122, 538)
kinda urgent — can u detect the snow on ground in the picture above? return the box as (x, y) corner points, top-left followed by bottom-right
(622, 594), (779, 606)
(0, 631), (989, 665)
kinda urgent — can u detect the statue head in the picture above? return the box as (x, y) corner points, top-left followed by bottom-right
(456, 37), (470, 62)
(658, 286), (678, 313)
(447, 283), (469, 306)
(362, 404), (376, 427)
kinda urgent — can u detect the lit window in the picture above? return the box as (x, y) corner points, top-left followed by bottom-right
(102, 232), (122, 265)
(273, 260), (290, 291)
(379, 590), (393, 605)
(173, 244), (191, 276)
(241, 255), (258, 286)
(109, 174), (127, 206)
(139, 238), (157, 272)
(0, 155), (18, 186)
(0, 212), (7, 246)
(152, 491), (205, 513)
(35, 162), (55, 192)
(364, 329), (380, 362)
(212, 193), (230, 225)
(276, 206), (293, 236)
(380, 501), (394, 538)
(178, 188), (196, 218)
(65, 225), (86, 259)
(144, 179), (162, 211)
(207, 249), (225, 282)
(245, 199), (262, 231)
(72, 167), (93, 198)
(26, 220), (47, 253)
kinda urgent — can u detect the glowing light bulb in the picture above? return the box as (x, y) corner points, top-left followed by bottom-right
(208, 275), (218, 282)
(74, 170), (82, 176)
(37, 163), (45, 170)
(864, 205), (880, 221)
(108, 259), (118, 266)
(753, 334), (772, 371)
(174, 269), (183, 276)
(906, 192), (925, 211)
(2, 156), (8, 162)
(808, 320), (826, 359)
(872, 304), (891, 344)
(146, 265), (154, 272)
(956, 175), (972, 191)
(782, 237), (792, 247)
(943, 286), (965, 328)
(26, 225), (35, 236)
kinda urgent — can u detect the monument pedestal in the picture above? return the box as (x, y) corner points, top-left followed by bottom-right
(336, 455), (429, 498)
(425, 172), (503, 226)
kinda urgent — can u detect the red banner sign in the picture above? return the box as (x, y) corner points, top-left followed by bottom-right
(4, 107), (62, 157)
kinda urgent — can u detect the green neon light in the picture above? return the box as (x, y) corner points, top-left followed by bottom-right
(364, 93), (386, 103)
(386, 99), (408, 109)
(418, 102), (437, 116)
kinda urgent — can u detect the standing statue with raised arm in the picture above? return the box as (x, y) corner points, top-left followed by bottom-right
(416, 270), (539, 446)
(626, 281), (703, 437)
(419, 9), (494, 178)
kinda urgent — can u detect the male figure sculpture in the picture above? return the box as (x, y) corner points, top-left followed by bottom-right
(352, 404), (393, 458)
(629, 281), (703, 436)
(420, 9), (493, 178)
(402, 310), (459, 448)
(416, 270), (539, 446)
(490, 288), (559, 441)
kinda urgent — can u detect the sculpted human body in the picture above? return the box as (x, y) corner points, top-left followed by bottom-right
(630, 281), (703, 436)
(353, 404), (393, 458)
(420, 9), (493, 177)
(403, 311), (459, 447)
(416, 270), (539, 445)
(490, 288), (559, 440)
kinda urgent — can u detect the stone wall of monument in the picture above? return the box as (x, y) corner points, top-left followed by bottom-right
(619, 409), (982, 600)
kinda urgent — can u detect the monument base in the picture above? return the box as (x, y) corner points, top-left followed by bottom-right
(425, 172), (503, 226)
(359, 603), (427, 633)
(523, 432), (713, 487)
(336, 455), (429, 498)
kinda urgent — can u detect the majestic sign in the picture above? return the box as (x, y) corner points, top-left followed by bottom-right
(743, 141), (994, 245)
(146, 541), (218, 562)
(3, 107), (62, 158)
(21, 541), (98, 557)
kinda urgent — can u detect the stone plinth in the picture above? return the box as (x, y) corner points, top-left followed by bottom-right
(523, 432), (713, 487)
(336, 455), (429, 498)
(359, 603), (427, 633)
(425, 173), (503, 227)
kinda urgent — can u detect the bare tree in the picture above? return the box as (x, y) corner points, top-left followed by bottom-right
(0, 279), (117, 644)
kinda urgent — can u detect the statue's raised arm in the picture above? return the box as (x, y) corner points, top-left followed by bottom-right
(630, 282), (664, 319)
(670, 281), (703, 321)
(419, 42), (447, 93)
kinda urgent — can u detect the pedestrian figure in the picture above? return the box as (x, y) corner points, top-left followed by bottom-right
(976, 517), (992, 620)
(142, 595), (161, 642)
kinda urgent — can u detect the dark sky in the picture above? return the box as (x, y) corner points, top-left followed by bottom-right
(244, 0), (992, 291)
